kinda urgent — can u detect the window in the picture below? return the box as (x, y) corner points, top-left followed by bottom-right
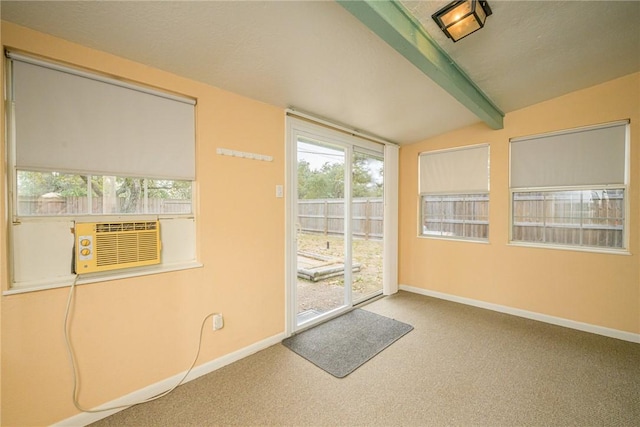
(512, 189), (624, 248)
(7, 51), (197, 290)
(17, 171), (192, 216)
(510, 121), (628, 251)
(422, 194), (489, 239)
(419, 144), (489, 241)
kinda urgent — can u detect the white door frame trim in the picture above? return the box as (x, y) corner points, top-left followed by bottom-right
(285, 115), (397, 336)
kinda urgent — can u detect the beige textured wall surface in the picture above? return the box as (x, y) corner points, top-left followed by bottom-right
(2, 18), (639, 427)
(399, 72), (640, 335)
(1, 22), (285, 426)
(0, 19), (4, 426)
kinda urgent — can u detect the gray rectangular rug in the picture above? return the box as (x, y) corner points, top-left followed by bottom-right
(282, 309), (413, 378)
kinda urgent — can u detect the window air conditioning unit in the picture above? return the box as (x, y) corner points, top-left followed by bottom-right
(74, 221), (161, 274)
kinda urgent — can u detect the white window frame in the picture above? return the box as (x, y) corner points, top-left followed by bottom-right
(4, 53), (200, 293)
(418, 144), (490, 243)
(508, 121), (630, 254)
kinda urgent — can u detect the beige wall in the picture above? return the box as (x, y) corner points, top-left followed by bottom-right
(1, 23), (285, 425)
(0, 20), (4, 425)
(2, 18), (639, 427)
(399, 72), (640, 335)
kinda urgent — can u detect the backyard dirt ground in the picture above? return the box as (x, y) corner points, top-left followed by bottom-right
(296, 232), (383, 313)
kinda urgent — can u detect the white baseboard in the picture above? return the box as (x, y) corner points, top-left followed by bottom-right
(399, 284), (640, 344)
(54, 332), (286, 427)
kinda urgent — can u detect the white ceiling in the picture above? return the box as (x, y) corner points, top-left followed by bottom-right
(402, 0), (640, 112)
(2, 1), (639, 145)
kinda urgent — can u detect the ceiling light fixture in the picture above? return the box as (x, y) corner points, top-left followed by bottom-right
(431, 0), (492, 42)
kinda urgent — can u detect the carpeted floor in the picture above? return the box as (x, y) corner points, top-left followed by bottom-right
(91, 291), (640, 426)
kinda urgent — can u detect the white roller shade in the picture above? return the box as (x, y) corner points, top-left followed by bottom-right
(510, 121), (627, 188)
(11, 55), (195, 180)
(419, 144), (489, 194)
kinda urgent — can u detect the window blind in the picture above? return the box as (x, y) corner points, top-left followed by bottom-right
(11, 54), (196, 180)
(510, 121), (627, 188)
(419, 144), (489, 194)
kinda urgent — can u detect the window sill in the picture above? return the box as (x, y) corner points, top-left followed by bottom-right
(508, 241), (631, 256)
(3, 261), (203, 296)
(417, 234), (489, 244)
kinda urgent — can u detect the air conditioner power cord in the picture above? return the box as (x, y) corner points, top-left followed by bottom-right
(64, 275), (215, 413)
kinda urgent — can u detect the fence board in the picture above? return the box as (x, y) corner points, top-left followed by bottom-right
(18, 196), (191, 215)
(298, 198), (383, 239)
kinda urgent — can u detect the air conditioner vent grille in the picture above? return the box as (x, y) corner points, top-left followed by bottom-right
(75, 221), (161, 273)
(96, 222), (158, 233)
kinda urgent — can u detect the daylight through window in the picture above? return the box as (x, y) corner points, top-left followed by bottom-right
(510, 121), (628, 251)
(7, 51), (197, 290)
(17, 171), (192, 216)
(419, 144), (490, 241)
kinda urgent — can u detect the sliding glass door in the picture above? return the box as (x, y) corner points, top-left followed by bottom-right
(352, 149), (384, 304)
(296, 139), (349, 324)
(288, 118), (385, 331)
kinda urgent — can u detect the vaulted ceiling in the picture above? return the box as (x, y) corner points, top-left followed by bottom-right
(2, 1), (639, 144)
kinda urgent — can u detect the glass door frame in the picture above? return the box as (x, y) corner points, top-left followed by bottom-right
(286, 116), (385, 334)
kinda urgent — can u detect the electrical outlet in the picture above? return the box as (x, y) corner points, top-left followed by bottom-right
(213, 313), (224, 330)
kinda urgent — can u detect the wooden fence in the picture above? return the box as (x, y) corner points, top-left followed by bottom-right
(23, 195), (382, 239)
(422, 194), (489, 239)
(512, 192), (624, 248)
(298, 198), (383, 239)
(18, 196), (192, 215)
